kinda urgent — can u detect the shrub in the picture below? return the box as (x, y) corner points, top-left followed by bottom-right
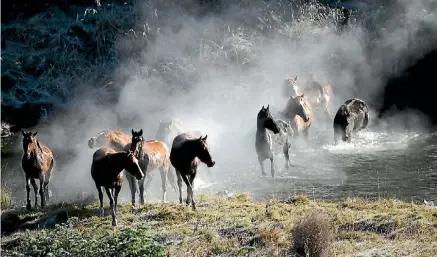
(291, 209), (334, 257)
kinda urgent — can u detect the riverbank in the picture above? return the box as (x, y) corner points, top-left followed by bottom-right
(1, 193), (436, 256)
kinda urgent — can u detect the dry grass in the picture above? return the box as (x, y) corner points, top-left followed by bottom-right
(1, 193), (436, 256)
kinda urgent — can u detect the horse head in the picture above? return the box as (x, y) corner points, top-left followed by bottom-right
(286, 95), (310, 122)
(88, 130), (109, 148)
(195, 135), (215, 168)
(125, 150), (144, 180)
(130, 129), (144, 153)
(22, 129), (38, 159)
(257, 105), (280, 134)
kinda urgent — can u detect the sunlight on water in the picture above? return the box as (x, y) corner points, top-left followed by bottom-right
(321, 130), (420, 153)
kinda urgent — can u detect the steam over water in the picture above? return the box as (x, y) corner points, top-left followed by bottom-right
(195, 129), (437, 203)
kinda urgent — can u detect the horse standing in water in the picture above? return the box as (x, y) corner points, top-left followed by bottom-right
(170, 134), (215, 211)
(256, 105), (294, 177)
(127, 129), (177, 205)
(91, 148), (144, 226)
(282, 75), (333, 121)
(333, 98), (370, 143)
(21, 130), (54, 210)
(280, 94), (313, 139)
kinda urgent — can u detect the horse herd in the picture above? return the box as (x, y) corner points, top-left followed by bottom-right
(19, 74), (370, 226)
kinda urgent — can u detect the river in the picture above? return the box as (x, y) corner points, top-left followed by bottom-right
(2, 125), (437, 207)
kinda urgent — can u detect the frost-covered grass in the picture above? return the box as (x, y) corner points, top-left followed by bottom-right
(1, 193), (436, 256)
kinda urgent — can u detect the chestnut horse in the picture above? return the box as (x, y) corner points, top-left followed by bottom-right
(170, 133), (215, 210)
(91, 148), (144, 226)
(126, 129), (177, 205)
(280, 94), (313, 138)
(87, 129), (177, 205)
(21, 129), (54, 210)
(283, 75), (333, 120)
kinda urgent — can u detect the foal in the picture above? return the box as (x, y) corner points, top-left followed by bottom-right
(21, 130), (54, 209)
(170, 134), (215, 211)
(126, 129), (176, 205)
(91, 148), (144, 226)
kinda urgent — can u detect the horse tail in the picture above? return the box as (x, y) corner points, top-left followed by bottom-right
(167, 164), (178, 192)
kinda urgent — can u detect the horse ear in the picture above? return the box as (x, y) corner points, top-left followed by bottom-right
(139, 129), (143, 136)
(300, 93), (305, 98)
(131, 129), (134, 135)
(294, 75), (298, 80)
(203, 135), (208, 141)
(33, 131), (38, 137)
(22, 129), (26, 136)
(266, 105), (270, 111)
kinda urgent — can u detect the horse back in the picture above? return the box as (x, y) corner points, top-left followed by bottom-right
(108, 130), (131, 150)
(143, 140), (170, 169)
(91, 148), (123, 187)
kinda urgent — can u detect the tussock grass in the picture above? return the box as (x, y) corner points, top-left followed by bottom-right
(1, 193), (436, 257)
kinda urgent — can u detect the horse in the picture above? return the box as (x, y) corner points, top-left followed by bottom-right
(256, 105), (295, 177)
(21, 129), (54, 210)
(91, 148), (144, 226)
(333, 98), (370, 143)
(170, 133), (215, 211)
(282, 75), (333, 121)
(88, 130), (131, 151)
(280, 94), (313, 139)
(126, 129), (177, 205)
(155, 118), (207, 177)
(88, 129), (177, 205)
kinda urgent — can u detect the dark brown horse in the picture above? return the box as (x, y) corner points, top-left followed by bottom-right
(91, 147), (144, 226)
(280, 94), (313, 138)
(170, 133), (215, 210)
(21, 129), (54, 210)
(126, 129), (177, 205)
(88, 129), (177, 205)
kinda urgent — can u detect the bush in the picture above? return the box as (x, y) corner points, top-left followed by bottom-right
(0, 186), (13, 210)
(291, 209), (334, 257)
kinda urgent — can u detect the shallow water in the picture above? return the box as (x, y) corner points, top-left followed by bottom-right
(197, 127), (437, 203)
(2, 125), (437, 206)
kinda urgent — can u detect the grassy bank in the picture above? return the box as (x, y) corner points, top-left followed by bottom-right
(1, 193), (436, 256)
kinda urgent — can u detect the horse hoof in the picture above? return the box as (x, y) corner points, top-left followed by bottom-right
(99, 208), (104, 217)
(112, 220), (118, 226)
(26, 203), (31, 210)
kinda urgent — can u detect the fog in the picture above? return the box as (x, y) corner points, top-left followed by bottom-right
(7, 0), (437, 203)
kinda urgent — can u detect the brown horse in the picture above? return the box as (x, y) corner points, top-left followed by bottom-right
(91, 148), (144, 226)
(283, 75), (333, 120)
(170, 133), (215, 211)
(88, 130), (131, 151)
(21, 129), (54, 210)
(280, 94), (313, 138)
(126, 129), (177, 205)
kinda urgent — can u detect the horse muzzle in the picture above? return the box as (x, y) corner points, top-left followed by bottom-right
(207, 160), (216, 168)
(88, 139), (95, 148)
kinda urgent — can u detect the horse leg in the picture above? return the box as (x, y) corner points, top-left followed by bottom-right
(159, 167), (168, 203)
(283, 140), (291, 169)
(126, 173), (138, 206)
(139, 172), (153, 204)
(96, 184), (104, 217)
(188, 173), (197, 210)
(39, 179), (45, 208)
(114, 186), (121, 216)
(104, 187), (117, 226)
(269, 157), (276, 179)
(30, 178), (39, 208)
(25, 176), (31, 210)
(176, 169), (183, 204)
(43, 181), (50, 205)
(181, 174), (195, 210)
(258, 157), (266, 177)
